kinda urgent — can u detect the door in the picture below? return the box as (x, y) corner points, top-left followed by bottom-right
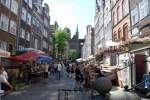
(135, 54), (147, 84)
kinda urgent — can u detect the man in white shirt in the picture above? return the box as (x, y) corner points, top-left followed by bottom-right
(0, 66), (13, 97)
(57, 62), (62, 80)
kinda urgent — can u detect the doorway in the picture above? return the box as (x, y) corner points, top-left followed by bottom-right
(134, 54), (147, 84)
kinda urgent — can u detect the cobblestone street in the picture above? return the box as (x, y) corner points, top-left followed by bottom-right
(3, 74), (75, 100)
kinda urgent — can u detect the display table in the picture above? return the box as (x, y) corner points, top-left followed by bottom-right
(30, 71), (44, 82)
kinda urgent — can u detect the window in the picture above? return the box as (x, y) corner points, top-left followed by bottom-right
(139, 0), (149, 20)
(113, 32), (117, 42)
(1, 14), (9, 31)
(1, 0), (11, 9)
(0, 40), (7, 50)
(24, 0), (28, 3)
(34, 39), (38, 49)
(131, 6), (139, 25)
(9, 20), (17, 35)
(20, 28), (25, 39)
(26, 32), (30, 41)
(118, 29), (121, 41)
(122, 0), (129, 17)
(27, 13), (31, 25)
(123, 25), (128, 41)
(43, 40), (47, 48)
(113, 12), (116, 25)
(117, 6), (121, 22)
(44, 29), (48, 37)
(21, 7), (27, 21)
(29, 0), (32, 8)
(11, 0), (18, 15)
(19, 45), (24, 50)
(32, 17), (36, 25)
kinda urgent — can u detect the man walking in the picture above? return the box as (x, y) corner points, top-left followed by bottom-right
(57, 62), (62, 80)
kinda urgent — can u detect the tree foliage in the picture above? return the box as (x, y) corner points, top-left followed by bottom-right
(69, 49), (77, 61)
(53, 28), (70, 58)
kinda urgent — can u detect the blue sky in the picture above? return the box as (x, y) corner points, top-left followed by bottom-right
(44, 0), (95, 39)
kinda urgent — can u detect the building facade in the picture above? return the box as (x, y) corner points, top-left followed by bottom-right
(82, 25), (95, 59)
(94, 0), (104, 54)
(18, 0), (32, 49)
(0, 0), (19, 55)
(16, 0), (53, 55)
(111, 0), (131, 88)
(129, 0), (150, 86)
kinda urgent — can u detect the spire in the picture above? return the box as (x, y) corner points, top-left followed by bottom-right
(76, 24), (79, 38)
(76, 24), (79, 34)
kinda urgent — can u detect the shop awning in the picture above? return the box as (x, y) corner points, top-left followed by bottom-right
(11, 51), (43, 62)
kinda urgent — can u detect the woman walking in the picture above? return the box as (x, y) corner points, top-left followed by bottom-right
(75, 65), (82, 89)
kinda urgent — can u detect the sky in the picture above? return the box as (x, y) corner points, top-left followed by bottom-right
(43, 0), (95, 39)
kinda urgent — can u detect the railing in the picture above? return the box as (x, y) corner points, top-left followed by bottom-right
(58, 89), (94, 100)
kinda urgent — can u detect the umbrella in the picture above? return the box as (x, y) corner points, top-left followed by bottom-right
(35, 56), (52, 62)
(11, 51), (43, 62)
(16, 48), (45, 55)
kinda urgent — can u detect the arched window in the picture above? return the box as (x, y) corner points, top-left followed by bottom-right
(118, 29), (121, 41)
(123, 24), (128, 41)
(117, 6), (121, 22)
(122, 0), (129, 17)
(113, 12), (115, 25)
(113, 32), (117, 42)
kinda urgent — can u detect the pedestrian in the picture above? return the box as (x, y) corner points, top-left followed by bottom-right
(44, 62), (49, 83)
(57, 62), (62, 80)
(1, 67), (8, 91)
(66, 66), (70, 78)
(71, 65), (74, 78)
(54, 62), (58, 74)
(75, 65), (82, 89)
(0, 65), (13, 96)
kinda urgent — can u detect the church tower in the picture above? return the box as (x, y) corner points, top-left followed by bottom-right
(75, 25), (79, 39)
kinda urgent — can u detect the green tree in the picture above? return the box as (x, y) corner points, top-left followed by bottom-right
(53, 28), (70, 59)
(69, 49), (77, 61)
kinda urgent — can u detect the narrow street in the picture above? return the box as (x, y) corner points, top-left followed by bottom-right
(3, 74), (75, 100)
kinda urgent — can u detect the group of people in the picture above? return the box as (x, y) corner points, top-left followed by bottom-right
(53, 61), (64, 80)
(19, 61), (50, 83)
(65, 62), (104, 89)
